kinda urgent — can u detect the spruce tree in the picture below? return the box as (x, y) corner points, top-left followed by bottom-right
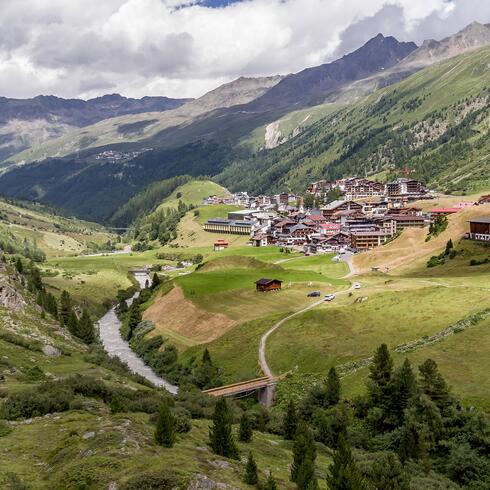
(77, 310), (95, 344)
(325, 367), (341, 407)
(126, 301), (142, 341)
(327, 432), (368, 490)
(154, 402), (175, 448)
(151, 272), (161, 289)
(283, 399), (298, 440)
(291, 423), (316, 482)
(418, 359), (450, 410)
(239, 413), (253, 443)
(296, 456), (318, 490)
(243, 451), (259, 485)
(67, 310), (79, 337)
(209, 397), (238, 459)
(263, 472), (277, 490)
(368, 343), (393, 407)
(386, 358), (417, 426)
(58, 290), (72, 327)
(202, 347), (212, 365)
(15, 257), (23, 273)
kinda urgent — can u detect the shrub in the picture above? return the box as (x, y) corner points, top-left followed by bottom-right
(120, 471), (181, 490)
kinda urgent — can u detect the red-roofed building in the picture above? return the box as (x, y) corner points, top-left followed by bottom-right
(319, 223), (342, 236)
(213, 239), (229, 251)
(430, 208), (460, 217)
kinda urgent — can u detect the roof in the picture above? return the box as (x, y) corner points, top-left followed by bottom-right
(255, 278), (282, 285)
(430, 208), (460, 213)
(469, 217), (490, 224)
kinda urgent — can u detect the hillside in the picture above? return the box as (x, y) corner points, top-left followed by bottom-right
(217, 45), (490, 195)
(0, 94), (190, 163)
(0, 197), (113, 258)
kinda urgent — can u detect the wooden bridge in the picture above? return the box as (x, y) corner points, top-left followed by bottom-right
(202, 376), (279, 407)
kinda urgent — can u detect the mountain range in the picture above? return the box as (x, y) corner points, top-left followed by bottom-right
(0, 21), (489, 222)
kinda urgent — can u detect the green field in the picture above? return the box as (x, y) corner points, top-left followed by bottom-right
(154, 180), (230, 212)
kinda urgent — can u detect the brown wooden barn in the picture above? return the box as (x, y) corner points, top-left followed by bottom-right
(255, 278), (282, 292)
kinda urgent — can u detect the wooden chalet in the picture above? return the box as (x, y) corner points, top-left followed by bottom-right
(255, 278), (282, 292)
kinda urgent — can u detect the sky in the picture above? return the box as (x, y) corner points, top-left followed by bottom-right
(0, 0), (489, 100)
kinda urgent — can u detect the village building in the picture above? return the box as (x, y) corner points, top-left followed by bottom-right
(430, 207), (461, 217)
(255, 278), (282, 292)
(350, 229), (391, 250)
(204, 218), (253, 235)
(477, 195), (490, 205)
(468, 217), (490, 242)
(321, 200), (365, 220)
(385, 178), (427, 198)
(252, 234), (275, 247)
(213, 239), (229, 251)
(343, 178), (385, 200)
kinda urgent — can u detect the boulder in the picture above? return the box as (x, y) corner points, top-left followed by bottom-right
(0, 283), (26, 311)
(42, 345), (62, 357)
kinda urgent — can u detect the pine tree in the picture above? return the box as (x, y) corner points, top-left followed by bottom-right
(209, 397), (239, 459)
(154, 402), (175, 448)
(263, 472), (277, 490)
(325, 367), (341, 407)
(202, 348), (212, 365)
(58, 290), (72, 327)
(67, 310), (79, 337)
(15, 257), (23, 273)
(239, 413), (253, 443)
(386, 358), (417, 427)
(243, 451), (259, 485)
(418, 359), (450, 410)
(445, 239), (454, 254)
(151, 272), (161, 289)
(77, 310), (95, 344)
(327, 432), (369, 490)
(291, 423), (316, 482)
(296, 456), (318, 490)
(283, 399), (298, 440)
(368, 343), (393, 407)
(126, 301), (142, 341)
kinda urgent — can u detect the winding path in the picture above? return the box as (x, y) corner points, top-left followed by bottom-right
(98, 272), (178, 394)
(259, 280), (356, 379)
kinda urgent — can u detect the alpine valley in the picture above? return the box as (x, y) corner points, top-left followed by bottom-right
(1, 15), (490, 490)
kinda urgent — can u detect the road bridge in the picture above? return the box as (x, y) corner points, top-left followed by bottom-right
(202, 376), (278, 407)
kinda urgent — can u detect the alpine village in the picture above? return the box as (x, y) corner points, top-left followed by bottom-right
(1, 4), (490, 490)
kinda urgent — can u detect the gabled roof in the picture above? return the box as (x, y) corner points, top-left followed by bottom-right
(255, 278), (282, 285)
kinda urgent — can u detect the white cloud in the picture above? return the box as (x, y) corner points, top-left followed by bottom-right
(0, 0), (487, 99)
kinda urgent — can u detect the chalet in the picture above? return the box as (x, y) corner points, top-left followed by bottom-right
(319, 223), (342, 236)
(255, 278), (282, 292)
(468, 217), (490, 242)
(477, 195), (490, 205)
(393, 215), (427, 229)
(350, 229), (391, 250)
(213, 239), (229, 251)
(386, 178), (426, 197)
(321, 200), (364, 220)
(344, 178), (385, 200)
(252, 234), (275, 247)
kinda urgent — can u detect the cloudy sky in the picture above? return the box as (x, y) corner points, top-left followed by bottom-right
(0, 0), (489, 100)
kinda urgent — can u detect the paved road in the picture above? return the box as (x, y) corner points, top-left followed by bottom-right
(98, 272), (178, 394)
(259, 282), (356, 379)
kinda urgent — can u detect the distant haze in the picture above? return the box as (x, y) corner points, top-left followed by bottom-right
(0, 0), (489, 99)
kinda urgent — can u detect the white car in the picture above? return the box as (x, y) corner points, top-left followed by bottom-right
(324, 294), (336, 301)
(353, 283), (361, 289)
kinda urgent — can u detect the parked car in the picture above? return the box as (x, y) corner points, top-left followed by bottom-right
(307, 291), (321, 297)
(324, 294), (336, 301)
(353, 282), (361, 289)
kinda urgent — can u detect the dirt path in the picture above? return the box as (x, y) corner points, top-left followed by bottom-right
(259, 283), (355, 378)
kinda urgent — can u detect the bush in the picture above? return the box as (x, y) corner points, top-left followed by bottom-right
(120, 471), (181, 490)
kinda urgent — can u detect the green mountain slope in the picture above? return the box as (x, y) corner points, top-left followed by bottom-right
(0, 197), (113, 258)
(217, 46), (490, 194)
